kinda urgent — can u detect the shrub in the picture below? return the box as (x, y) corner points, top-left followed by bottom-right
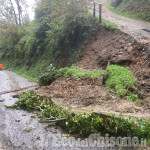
(39, 64), (57, 86)
(104, 65), (136, 98)
(9, 91), (150, 139)
(0, 0), (99, 79)
(110, 0), (123, 7)
(39, 65), (103, 86)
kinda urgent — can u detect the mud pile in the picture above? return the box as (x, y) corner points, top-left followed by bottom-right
(38, 27), (150, 118)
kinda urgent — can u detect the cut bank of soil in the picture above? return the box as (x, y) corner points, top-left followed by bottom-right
(38, 27), (150, 118)
(76, 28), (150, 100)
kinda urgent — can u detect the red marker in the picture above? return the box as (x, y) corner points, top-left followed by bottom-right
(0, 64), (3, 69)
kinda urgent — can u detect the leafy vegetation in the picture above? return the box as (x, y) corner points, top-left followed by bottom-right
(9, 90), (150, 139)
(39, 64), (140, 102)
(104, 65), (140, 102)
(0, 0), (99, 79)
(102, 19), (118, 29)
(39, 65), (103, 86)
(109, 0), (150, 21)
(88, 13), (118, 28)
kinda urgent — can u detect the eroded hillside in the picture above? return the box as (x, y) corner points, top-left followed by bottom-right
(38, 27), (150, 119)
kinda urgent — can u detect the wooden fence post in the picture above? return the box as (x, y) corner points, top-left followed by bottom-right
(93, 2), (96, 17)
(99, 3), (102, 23)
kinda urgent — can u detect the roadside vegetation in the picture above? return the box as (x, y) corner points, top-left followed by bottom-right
(9, 90), (150, 141)
(39, 65), (104, 86)
(39, 64), (141, 102)
(108, 0), (150, 21)
(0, 0), (99, 79)
(102, 19), (118, 28)
(104, 65), (140, 102)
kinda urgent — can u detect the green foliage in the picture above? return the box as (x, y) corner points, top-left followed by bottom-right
(39, 64), (57, 86)
(39, 65), (103, 86)
(0, 0), (99, 78)
(110, 0), (123, 7)
(102, 19), (118, 29)
(66, 114), (103, 136)
(58, 66), (104, 79)
(126, 94), (141, 103)
(9, 91), (150, 139)
(109, 0), (150, 21)
(104, 65), (138, 100)
(10, 90), (70, 119)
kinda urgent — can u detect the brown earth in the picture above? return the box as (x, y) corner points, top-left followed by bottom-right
(38, 27), (150, 118)
(76, 28), (150, 100)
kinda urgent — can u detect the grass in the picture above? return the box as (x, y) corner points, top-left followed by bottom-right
(88, 12), (118, 28)
(2, 61), (38, 82)
(39, 65), (104, 86)
(104, 65), (140, 102)
(104, 0), (150, 22)
(8, 68), (38, 83)
(57, 66), (104, 79)
(102, 18), (118, 28)
(106, 4), (139, 20)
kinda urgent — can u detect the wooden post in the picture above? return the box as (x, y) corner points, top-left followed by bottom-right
(93, 2), (96, 17)
(99, 3), (102, 23)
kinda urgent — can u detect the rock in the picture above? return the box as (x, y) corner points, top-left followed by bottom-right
(96, 56), (109, 69)
(24, 127), (34, 133)
(127, 46), (134, 53)
(0, 99), (4, 102)
(15, 119), (20, 122)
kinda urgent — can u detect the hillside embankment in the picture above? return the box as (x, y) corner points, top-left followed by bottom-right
(38, 27), (150, 118)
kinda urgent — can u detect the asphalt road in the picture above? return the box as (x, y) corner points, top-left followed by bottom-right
(0, 70), (142, 150)
(0, 70), (119, 150)
(0, 70), (63, 150)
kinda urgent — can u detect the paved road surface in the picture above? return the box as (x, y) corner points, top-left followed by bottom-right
(0, 70), (63, 150)
(0, 70), (117, 150)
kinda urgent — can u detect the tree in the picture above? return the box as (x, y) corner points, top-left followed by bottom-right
(0, 0), (29, 25)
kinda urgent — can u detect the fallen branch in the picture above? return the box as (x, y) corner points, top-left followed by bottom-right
(42, 118), (68, 123)
(0, 85), (38, 95)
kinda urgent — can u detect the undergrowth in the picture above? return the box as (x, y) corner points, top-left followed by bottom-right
(8, 90), (150, 139)
(39, 64), (140, 102)
(108, 0), (150, 21)
(104, 65), (140, 102)
(39, 65), (103, 86)
(0, 0), (99, 79)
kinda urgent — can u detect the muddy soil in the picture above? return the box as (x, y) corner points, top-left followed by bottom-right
(76, 28), (150, 100)
(38, 28), (150, 119)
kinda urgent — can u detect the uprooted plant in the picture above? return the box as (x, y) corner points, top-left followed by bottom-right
(8, 90), (150, 139)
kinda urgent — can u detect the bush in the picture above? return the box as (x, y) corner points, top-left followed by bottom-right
(39, 64), (57, 86)
(0, 0), (99, 79)
(110, 0), (123, 7)
(39, 65), (103, 86)
(110, 0), (150, 22)
(104, 65), (137, 98)
(9, 91), (150, 139)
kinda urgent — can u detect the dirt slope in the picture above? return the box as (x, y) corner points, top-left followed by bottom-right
(76, 28), (150, 98)
(38, 27), (150, 118)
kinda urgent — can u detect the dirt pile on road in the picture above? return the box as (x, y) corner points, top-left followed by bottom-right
(76, 27), (150, 100)
(38, 27), (150, 118)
